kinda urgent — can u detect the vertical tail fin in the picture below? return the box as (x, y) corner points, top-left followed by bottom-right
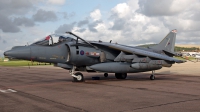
(150, 29), (177, 53)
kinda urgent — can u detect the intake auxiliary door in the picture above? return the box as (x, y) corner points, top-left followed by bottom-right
(66, 45), (71, 62)
(100, 51), (106, 62)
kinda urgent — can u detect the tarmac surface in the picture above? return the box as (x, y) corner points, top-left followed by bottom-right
(0, 61), (200, 112)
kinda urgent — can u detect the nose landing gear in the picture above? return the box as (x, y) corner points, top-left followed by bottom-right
(70, 66), (84, 82)
(73, 72), (84, 82)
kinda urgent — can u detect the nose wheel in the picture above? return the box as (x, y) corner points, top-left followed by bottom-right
(73, 72), (84, 82)
(150, 71), (155, 80)
(70, 66), (84, 82)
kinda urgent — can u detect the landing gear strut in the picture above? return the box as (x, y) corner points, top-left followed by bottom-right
(70, 66), (84, 82)
(150, 70), (155, 80)
(115, 73), (127, 79)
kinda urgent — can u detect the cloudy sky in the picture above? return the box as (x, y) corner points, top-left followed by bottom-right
(1, 0), (200, 56)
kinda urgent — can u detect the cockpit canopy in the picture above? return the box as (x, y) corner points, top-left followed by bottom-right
(32, 34), (76, 46)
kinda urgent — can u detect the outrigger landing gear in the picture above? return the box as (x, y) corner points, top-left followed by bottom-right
(70, 66), (84, 82)
(104, 73), (108, 77)
(115, 73), (127, 79)
(150, 70), (155, 80)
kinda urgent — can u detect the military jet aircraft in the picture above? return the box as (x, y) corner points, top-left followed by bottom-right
(4, 29), (185, 82)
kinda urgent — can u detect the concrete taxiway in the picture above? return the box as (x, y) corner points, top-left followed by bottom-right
(0, 62), (200, 112)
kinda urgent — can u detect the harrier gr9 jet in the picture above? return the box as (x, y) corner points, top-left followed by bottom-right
(4, 29), (185, 82)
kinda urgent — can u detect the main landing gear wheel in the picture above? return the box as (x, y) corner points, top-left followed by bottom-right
(150, 75), (155, 80)
(115, 73), (127, 79)
(104, 73), (108, 77)
(150, 70), (155, 80)
(73, 72), (84, 82)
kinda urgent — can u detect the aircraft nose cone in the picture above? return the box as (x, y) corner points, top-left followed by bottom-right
(4, 50), (15, 56)
(4, 51), (11, 56)
(4, 51), (7, 56)
(4, 47), (31, 60)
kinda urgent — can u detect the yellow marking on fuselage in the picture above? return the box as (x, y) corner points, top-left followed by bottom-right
(52, 55), (60, 58)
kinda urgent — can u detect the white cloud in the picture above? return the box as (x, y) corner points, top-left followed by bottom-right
(127, 0), (139, 12)
(47, 0), (65, 5)
(54, 0), (200, 46)
(90, 9), (101, 21)
(95, 23), (106, 31)
(111, 3), (131, 18)
(3, 0), (200, 57)
(170, 0), (193, 13)
(144, 25), (160, 33)
(131, 13), (149, 24)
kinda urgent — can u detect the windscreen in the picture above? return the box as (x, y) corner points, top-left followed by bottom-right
(33, 35), (52, 46)
(51, 34), (76, 45)
(32, 34), (76, 46)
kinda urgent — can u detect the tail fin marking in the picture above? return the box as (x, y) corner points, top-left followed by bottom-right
(151, 29), (177, 53)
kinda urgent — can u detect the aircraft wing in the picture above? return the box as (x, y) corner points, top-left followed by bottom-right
(91, 42), (185, 63)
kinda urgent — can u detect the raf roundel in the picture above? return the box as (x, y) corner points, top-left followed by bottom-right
(80, 50), (84, 55)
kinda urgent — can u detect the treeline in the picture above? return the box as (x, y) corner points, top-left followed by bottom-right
(174, 46), (199, 52)
(138, 44), (200, 52)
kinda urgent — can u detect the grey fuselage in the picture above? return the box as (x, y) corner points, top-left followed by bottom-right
(4, 30), (183, 74)
(4, 40), (166, 73)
